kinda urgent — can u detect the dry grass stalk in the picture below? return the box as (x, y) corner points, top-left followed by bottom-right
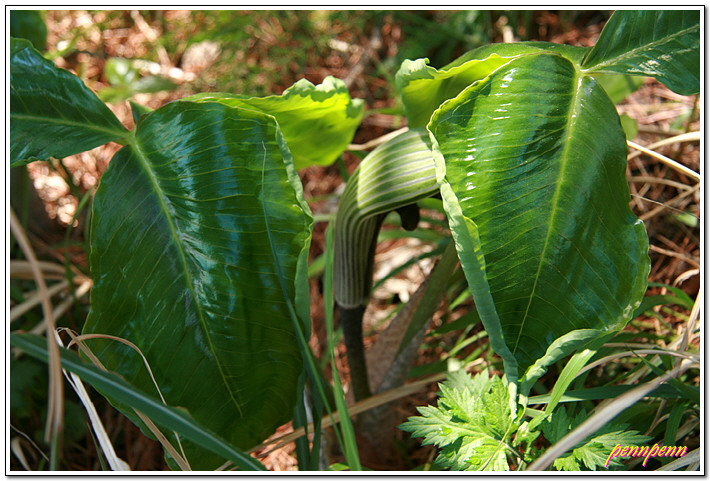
(9, 209), (64, 448)
(528, 358), (696, 471)
(250, 359), (485, 458)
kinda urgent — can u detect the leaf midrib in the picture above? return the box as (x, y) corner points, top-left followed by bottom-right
(582, 23), (698, 73)
(128, 133), (244, 416)
(510, 68), (584, 357)
(11, 112), (128, 140)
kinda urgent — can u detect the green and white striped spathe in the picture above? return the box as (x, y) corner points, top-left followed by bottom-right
(333, 128), (438, 309)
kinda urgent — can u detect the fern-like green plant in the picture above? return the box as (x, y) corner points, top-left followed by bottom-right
(401, 370), (654, 471)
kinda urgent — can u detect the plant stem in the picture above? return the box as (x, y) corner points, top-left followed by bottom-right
(50, 433), (61, 470)
(339, 305), (372, 401)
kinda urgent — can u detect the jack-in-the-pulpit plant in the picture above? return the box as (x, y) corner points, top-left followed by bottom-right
(10, 9), (699, 471)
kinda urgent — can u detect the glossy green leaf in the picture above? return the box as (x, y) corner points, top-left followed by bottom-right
(444, 41), (589, 69)
(582, 10), (700, 95)
(395, 42), (589, 128)
(129, 100), (153, 124)
(10, 38), (129, 167)
(83, 101), (313, 469)
(395, 54), (512, 129)
(185, 76), (364, 169)
(10, 333), (266, 471)
(431, 53), (650, 381)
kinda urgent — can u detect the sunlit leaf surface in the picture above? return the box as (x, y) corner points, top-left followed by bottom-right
(432, 53), (650, 379)
(400, 370), (514, 471)
(395, 42), (588, 128)
(83, 101), (312, 469)
(582, 10), (700, 95)
(186, 76), (364, 168)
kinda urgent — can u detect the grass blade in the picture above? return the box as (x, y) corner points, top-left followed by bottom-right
(527, 358), (695, 471)
(10, 333), (266, 471)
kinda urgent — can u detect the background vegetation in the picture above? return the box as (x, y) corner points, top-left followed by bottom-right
(10, 9), (700, 471)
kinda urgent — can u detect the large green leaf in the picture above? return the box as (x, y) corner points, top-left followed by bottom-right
(10, 333), (266, 471)
(395, 42), (589, 128)
(431, 53), (649, 381)
(83, 101), (313, 469)
(395, 54), (512, 129)
(582, 10), (700, 95)
(185, 76), (364, 169)
(10, 38), (129, 167)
